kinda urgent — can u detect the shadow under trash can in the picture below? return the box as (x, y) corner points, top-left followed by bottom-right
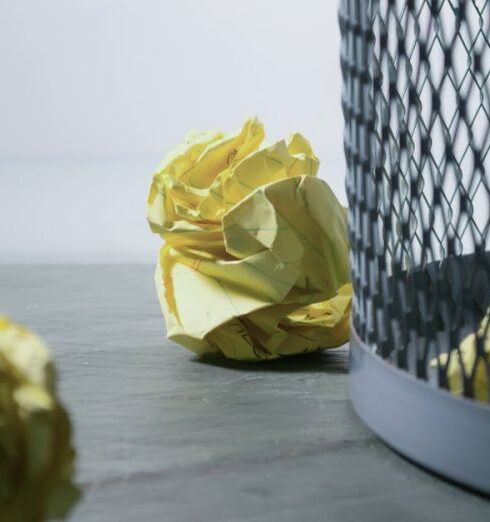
(339, 0), (490, 494)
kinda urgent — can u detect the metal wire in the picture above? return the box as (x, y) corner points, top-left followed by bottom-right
(340, 0), (490, 399)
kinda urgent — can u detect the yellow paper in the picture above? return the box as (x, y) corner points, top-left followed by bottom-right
(431, 315), (490, 402)
(0, 316), (80, 521)
(147, 117), (352, 360)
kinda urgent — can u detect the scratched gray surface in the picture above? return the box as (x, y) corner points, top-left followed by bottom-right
(0, 265), (489, 522)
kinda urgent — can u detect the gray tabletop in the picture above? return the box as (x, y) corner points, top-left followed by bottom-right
(1, 265), (489, 522)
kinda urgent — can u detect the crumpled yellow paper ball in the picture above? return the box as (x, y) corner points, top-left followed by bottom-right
(147, 117), (352, 360)
(431, 315), (490, 402)
(0, 316), (80, 521)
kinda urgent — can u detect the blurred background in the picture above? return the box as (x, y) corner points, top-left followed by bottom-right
(0, 0), (344, 263)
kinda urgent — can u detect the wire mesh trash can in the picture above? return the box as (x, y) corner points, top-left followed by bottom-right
(340, 0), (490, 493)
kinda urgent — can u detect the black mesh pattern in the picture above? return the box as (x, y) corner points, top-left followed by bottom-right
(340, 0), (490, 399)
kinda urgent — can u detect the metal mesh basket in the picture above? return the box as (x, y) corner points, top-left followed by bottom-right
(340, 0), (490, 493)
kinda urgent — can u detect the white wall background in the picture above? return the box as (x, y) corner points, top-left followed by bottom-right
(0, 0), (345, 263)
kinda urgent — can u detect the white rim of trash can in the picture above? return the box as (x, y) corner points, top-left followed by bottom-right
(349, 325), (490, 496)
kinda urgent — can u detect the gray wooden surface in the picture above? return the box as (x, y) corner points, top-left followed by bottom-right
(1, 265), (489, 522)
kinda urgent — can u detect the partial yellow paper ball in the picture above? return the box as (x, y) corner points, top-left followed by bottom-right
(0, 316), (80, 522)
(431, 315), (490, 402)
